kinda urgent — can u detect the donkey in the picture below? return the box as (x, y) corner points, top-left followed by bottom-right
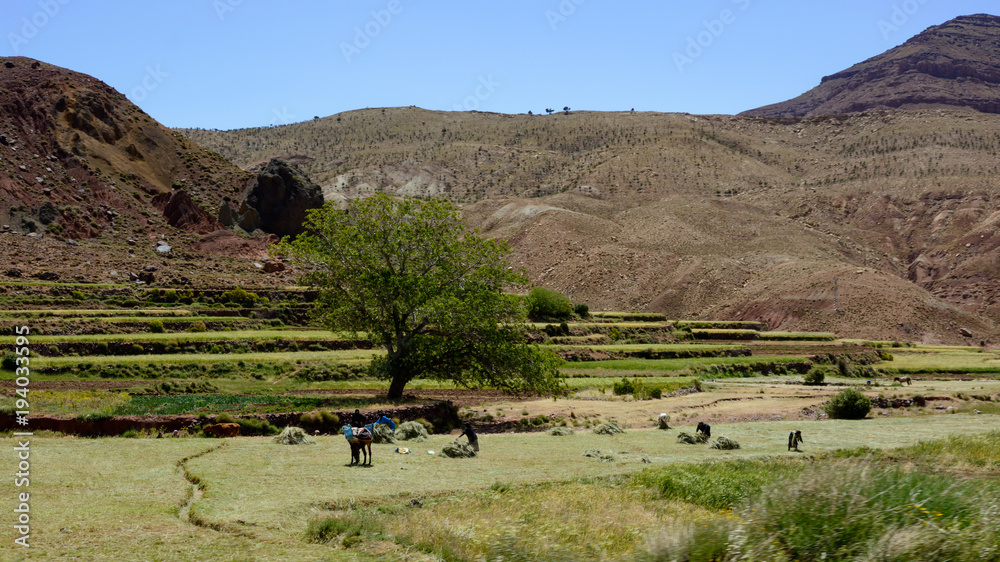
(894, 376), (912, 386)
(343, 425), (374, 466)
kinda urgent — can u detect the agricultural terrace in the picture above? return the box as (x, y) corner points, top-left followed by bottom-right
(2, 287), (1000, 559)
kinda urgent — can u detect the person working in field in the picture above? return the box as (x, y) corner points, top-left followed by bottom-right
(457, 423), (479, 452)
(350, 409), (365, 428)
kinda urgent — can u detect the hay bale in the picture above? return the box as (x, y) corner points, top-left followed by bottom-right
(372, 423), (397, 444)
(593, 421), (625, 435)
(676, 432), (709, 445)
(396, 421), (429, 442)
(710, 436), (741, 450)
(583, 449), (617, 462)
(547, 426), (574, 436)
(657, 413), (670, 430)
(273, 426), (313, 445)
(442, 441), (476, 458)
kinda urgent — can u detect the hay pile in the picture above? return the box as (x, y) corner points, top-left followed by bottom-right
(442, 441), (476, 458)
(676, 432), (709, 444)
(396, 421), (429, 442)
(657, 413), (671, 430)
(583, 449), (617, 462)
(593, 421), (625, 435)
(547, 426), (574, 436)
(710, 436), (741, 450)
(372, 423), (397, 444)
(273, 426), (313, 445)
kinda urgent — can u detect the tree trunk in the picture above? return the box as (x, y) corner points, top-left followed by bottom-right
(387, 375), (408, 400)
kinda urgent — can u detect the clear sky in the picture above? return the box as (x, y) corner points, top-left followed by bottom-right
(2, 1), (997, 130)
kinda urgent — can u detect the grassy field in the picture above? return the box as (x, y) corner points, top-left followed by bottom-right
(3, 416), (998, 560)
(0, 329), (347, 345)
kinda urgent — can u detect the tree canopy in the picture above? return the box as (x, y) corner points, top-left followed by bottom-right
(274, 193), (562, 399)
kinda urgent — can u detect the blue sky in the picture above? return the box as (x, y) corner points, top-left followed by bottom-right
(2, 1), (996, 130)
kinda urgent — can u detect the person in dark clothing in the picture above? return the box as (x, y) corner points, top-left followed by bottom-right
(457, 423), (479, 452)
(350, 409), (365, 428)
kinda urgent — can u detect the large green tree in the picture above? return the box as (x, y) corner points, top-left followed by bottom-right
(274, 193), (562, 400)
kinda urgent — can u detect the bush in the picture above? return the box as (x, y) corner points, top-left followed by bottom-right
(526, 287), (572, 320)
(1, 352), (16, 371)
(187, 321), (207, 333)
(824, 388), (872, 420)
(803, 366), (826, 385)
(149, 320), (165, 333)
(649, 387), (663, 399)
(573, 302), (590, 318)
(612, 378), (637, 396)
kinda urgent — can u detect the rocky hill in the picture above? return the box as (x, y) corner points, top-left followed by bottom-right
(742, 14), (1000, 117)
(0, 57), (294, 288)
(180, 105), (1000, 344)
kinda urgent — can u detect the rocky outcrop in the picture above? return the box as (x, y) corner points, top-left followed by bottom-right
(230, 159), (324, 237)
(152, 189), (224, 234)
(742, 14), (1000, 117)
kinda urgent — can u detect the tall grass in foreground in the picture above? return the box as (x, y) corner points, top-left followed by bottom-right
(646, 461), (1000, 561)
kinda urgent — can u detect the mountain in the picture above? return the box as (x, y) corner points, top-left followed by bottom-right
(0, 57), (289, 288)
(742, 14), (1000, 117)
(180, 106), (1000, 344)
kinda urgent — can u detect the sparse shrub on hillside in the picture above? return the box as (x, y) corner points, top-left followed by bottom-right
(527, 287), (572, 321)
(824, 388), (872, 420)
(149, 320), (165, 333)
(1, 352), (16, 371)
(219, 286), (267, 307)
(803, 366), (827, 385)
(573, 302), (590, 318)
(187, 321), (207, 333)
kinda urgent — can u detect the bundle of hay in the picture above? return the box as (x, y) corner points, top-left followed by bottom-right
(273, 426), (313, 445)
(396, 421), (429, 442)
(442, 441), (476, 458)
(372, 423), (397, 444)
(547, 426), (574, 436)
(710, 436), (741, 450)
(657, 413), (670, 430)
(583, 449), (617, 462)
(593, 421), (625, 435)
(676, 432), (709, 445)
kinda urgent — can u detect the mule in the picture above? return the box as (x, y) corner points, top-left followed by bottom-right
(343, 425), (374, 466)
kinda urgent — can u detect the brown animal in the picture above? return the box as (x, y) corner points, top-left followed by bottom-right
(203, 423), (241, 437)
(345, 425), (373, 465)
(894, 376), (912, 386)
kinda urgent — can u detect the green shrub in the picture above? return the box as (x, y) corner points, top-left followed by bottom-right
(573, 302), (590, 318)
(187, 321), (207, 333)
(649, 387), (663, 399)
(121, 429), (139, 438)
(803, 366), (826, 385)
(149, 320), (165, 333)
(612, 377), (637, 396)
(1, 352), (16, 371)
(824, 388), (872, 420)
(526, 287), (572, 320)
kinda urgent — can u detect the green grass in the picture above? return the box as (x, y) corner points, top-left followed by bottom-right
(112, 394), (381, 416)
(551, 343), (738, 352)
(0, 329), (346, 344)
(559, 354), (810, 372)
(0, 308), (204, 317)
(758, 331), (837, 341)
(24, 349), (380, 369)
(882, 350), (1000, 374)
